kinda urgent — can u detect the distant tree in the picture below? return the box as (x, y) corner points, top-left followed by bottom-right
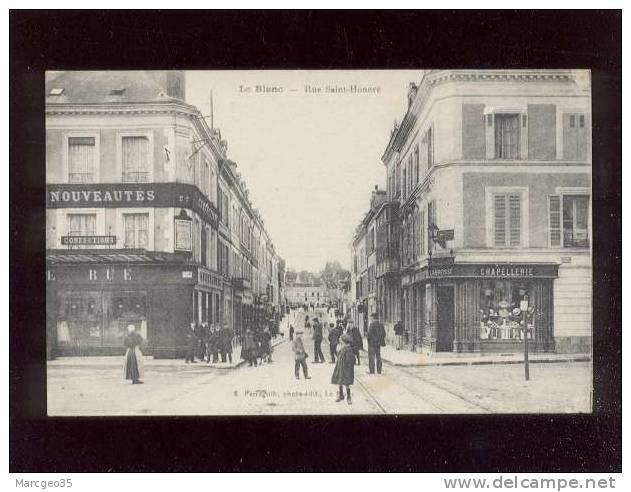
(298, 270), (312, 284)
(320, 260), (350, 289)
(285, 269), (298, 285)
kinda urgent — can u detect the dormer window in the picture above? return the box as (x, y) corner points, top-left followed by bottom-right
(49, 88), (64, 96)
(110, 88), (126, 96)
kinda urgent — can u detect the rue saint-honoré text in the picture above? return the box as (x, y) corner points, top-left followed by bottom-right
(239, 84), (381, 95)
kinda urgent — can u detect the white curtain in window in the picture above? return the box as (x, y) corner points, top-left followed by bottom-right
(68, 137), (95, 183)
(124, 214), (148, 248)
(495, 115), (520, 159)
(122, 136), (149, 182)
(67, 214), (96, 236)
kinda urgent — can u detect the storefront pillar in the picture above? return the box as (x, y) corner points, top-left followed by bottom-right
(423, 282), (438, 353)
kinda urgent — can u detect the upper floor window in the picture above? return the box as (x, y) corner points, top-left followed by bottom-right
(494, 114), (520, 159)
(414, 144), (420, 185)
(68, 137), (96, 183)
(123, 213), (149, 249)
(67, 213), (96, 236)
(493, 193), (521, 247)
(548, 194), (590, 248)
(425, 127), (434, 169)
(122, 136), (150, 182)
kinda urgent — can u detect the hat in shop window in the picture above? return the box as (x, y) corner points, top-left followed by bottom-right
(127, 324), (136, 333)
(512, 308), (521, 317)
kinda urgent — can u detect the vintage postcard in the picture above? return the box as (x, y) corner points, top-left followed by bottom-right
(45, 69), (593, 416)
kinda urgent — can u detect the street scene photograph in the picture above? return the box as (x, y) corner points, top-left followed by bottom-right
(45, 69), (593, 416)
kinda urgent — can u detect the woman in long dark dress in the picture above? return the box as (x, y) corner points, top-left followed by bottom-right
(331, 334), (355, 404)
(124, 324), (144, 384)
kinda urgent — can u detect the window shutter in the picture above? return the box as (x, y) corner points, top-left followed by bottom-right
(493, 194), (506, 247)
(563, 113), (578, 160)
(508, 194), (521, 246)
(527, 104), (556, 160)
(485, 113), (495, 159)
(548, 195), (561, 247)
(462, 104), (486, 159)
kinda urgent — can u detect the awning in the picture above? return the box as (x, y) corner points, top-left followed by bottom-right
(46, 249), (189, 265)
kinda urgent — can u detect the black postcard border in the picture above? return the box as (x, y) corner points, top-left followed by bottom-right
(9, 10), (622, 473)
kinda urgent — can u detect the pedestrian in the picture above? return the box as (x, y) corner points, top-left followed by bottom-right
(222, 324), (234, 364)
(349, 320), (364, 365)
(331, 334), (355, 404)
(366, 312), (386, 374)
(261, 327), (273, 363)
(195, 322), (206, 361)
(123, 324), (144, 384)
(292, 330), (311, 380)
(289, 324), (295, 342)
(185, 322), (197, 363)
(394, 320), (404, 350)
(241, 329), (258, 367)
(328, 322), (342, 363)
(210, 326), (220, 363)
(312, 318), (325, 363)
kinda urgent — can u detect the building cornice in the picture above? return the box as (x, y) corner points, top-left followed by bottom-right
(382, 69), (580, 164)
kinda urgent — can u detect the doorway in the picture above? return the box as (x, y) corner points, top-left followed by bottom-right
(436, 286), (454, 352)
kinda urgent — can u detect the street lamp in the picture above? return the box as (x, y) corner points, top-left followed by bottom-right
(520, 295), (530, 381)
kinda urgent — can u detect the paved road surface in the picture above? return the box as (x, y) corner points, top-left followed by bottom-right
(47, 329), (591, 415)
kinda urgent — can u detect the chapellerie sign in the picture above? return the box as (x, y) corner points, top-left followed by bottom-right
(47, 183), (219, 226)
(414, 262), (559, 282)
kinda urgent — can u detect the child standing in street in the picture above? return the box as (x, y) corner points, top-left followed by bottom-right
(292, 330), (311, 380)
(331, 334), (355, 404)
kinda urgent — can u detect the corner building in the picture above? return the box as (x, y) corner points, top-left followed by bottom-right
(45, 71), (282, 358)
(377, 70), (591, 354)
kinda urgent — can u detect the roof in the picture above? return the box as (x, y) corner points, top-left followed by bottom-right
(45, 71), (184, 105)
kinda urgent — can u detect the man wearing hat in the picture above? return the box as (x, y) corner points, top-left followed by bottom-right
(311, 317), (325, 363)
(366, 312), (386, 374)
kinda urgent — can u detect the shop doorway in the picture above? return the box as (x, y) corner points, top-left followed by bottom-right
(436, 286), (454, 352)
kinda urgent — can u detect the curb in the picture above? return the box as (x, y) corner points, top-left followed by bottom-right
(382, 355), (591, 368)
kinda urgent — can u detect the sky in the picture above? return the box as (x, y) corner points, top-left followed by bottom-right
(186, 70), (421, 272)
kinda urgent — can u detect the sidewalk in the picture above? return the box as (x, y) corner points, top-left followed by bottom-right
(378, 344), (591, 367)
(48, 336), (288, 370)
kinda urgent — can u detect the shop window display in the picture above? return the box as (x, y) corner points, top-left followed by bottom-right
(479, 280), (535, 341)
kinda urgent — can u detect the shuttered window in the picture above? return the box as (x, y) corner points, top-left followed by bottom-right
(122, 136), (150, 182)
(548, 195), (561, 247)
(123, 213), (149, 249)
(563, 113), (588, 161)
(493, 193), (521, 247)
(68, 137), (96, 183)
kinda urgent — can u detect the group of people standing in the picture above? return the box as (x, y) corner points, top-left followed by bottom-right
(185, 322), (234, 364)
(290, 312), (386, 405)
(240, 328), (274, 367)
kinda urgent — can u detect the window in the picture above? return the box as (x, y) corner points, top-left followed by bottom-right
(68, 137), (96, 183)
(549, 194), (590, 248)
(201, 227), (208, 267)
(493, 193), (521, 247)
(402, 168), (407, 200)
(123, 213), (149, 249)
(67, 213), (96, 236)
(427, 200), (436, 252)
(426, 127), (434, 169)
(494, 114), (520, 159)
(122, 136), (150, 182)
(480, 280), (536, 341)
(414, 144), (420, 184)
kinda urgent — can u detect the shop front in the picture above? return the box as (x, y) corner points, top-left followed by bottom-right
(405, 260), (558, 354)
(46, 252), (199, 358)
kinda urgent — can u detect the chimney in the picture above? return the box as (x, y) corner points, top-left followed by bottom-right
(407, 82), (418, 108)
(145, 70), (186, 101)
